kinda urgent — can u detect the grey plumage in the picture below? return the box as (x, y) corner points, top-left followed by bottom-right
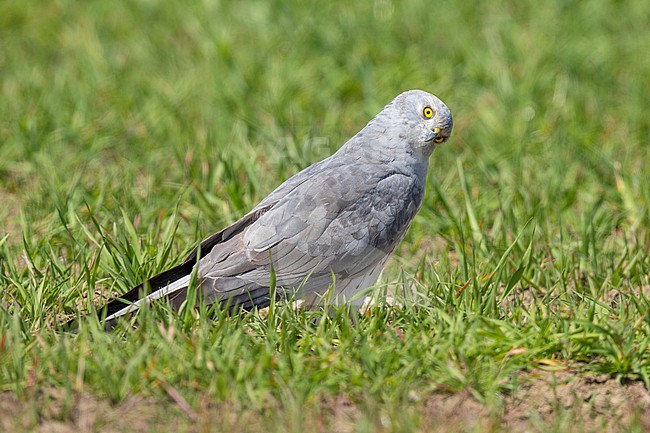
(98, 89), (453, 324)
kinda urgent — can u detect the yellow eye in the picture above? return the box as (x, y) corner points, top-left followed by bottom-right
(434, 136), (445, 143)
(423, 106), (434, 119)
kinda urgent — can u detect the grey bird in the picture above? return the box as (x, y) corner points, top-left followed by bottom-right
(92, 89), (452, 326)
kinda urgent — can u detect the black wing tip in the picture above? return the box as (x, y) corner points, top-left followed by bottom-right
(55, 207), (271, 333)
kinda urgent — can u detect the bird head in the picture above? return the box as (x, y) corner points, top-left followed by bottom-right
(339, 89), (453, 165)
(394, 89), (453, 151)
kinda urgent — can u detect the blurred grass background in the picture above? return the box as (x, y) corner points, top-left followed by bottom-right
(1, 0), (649, 431)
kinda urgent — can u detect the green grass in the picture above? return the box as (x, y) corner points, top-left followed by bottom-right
(1, 0), (649, 431)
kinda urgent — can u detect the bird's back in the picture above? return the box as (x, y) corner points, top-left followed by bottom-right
(196, 151), (426, 307)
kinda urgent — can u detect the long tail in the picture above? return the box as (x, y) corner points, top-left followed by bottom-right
(104, 274), (191, 322)
(102, 260), (195, 319)
(61, 260), (195, 331)
(62, 203), (278, 331)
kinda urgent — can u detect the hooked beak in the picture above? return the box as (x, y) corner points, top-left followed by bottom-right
(424, 127), (442, 143)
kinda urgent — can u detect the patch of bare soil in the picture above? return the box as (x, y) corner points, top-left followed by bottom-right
(502, 371), (650, 432)
(0, 186), (21, 246)
(420, 388), (497, 432)
(2, 372), (649, 433)
(1, 389), (187, 433)
(418, 371), (650, 432)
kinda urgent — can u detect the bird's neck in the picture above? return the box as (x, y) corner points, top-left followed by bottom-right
(336, 132), (430, 180)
